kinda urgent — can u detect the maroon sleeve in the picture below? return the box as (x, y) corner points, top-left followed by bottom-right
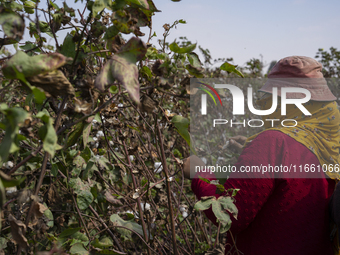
(191, 130), (286, 234)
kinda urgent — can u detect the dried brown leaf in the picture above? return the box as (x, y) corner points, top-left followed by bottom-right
(8, 214), (28, 249)
(26, 70), (75, 97)
(104, 191), (123, 207)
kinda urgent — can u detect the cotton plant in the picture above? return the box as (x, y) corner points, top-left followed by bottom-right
(96, 131), (104, 138)
(90, 137), (99, 148)
(3, 161), (14, 169)
(154, 162), (163, 173)
(179, 204), (189, 219)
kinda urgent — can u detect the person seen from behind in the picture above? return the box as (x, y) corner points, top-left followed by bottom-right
(184, 56), (340, 255)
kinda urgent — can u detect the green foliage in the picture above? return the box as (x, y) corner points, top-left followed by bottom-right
(171, 115), (197, 155)
(169, 42), (196, 54)
(0, 0), (286, 254)
(95, 37), (147, 102)
(0, 104), (27, 163)
(2, 51), (67, 79)
(36, 110), (59, 158)
(110, 213), (151, 240)
(315, 47), (340, 77)
(194, 194), (238, 233)
(220, 62), (244, 78)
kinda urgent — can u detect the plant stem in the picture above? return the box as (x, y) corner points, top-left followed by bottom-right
(121, 141), (151, 255)
(71, 194), (91, 244)
(88, 205), (124, 253)
(156, 124), (178, 255)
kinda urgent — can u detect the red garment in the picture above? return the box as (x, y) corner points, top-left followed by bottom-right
(191, 130), (335, 255)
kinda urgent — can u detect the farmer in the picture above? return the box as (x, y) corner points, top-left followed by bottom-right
(184, 56), (340, 255)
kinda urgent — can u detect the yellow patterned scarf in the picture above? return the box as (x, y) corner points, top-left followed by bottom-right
(245, 97), (340, 179)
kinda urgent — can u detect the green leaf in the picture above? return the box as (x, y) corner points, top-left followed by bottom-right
(220, 62), (244, 78)
(19, 41), (39, 52)
(110, 214), (152, 239)
(44, 206), (54, 227)
(211, 199), (232, 233)
(29, 21), (53, 37)
(2, 51), (67, 79)
(232, 188), (240, 197)
(82, 123), (92, 147)
(0, 237), (8, 250)
(140, 66), (152, 80)
(0, 171), (25, 188)
(82, 161), (95, 179)
(59, 227), (83, 238)
(95, 37), (147, 103)
(51, 164), (58, 177)
(91, 237), (113, 248)
(60, 34), (76, 58)
(81, 147), (92, 163)
(194, 197), (215, 211)
(93, 0), (112, 16)
(73, 155), (86, 169)
(218, 196), (238, 219)
(59, 34), (86, 64)
(4, 2), (23, 11)
(70, 243), (89, 255)
(185, 64), (204, 78)
(32, 87), (46, 105)
(0, 13), (24, 41)
(77, 190), (94, 210)
(0, 106), (28, 162)
(169, 42), (196, 54)
(24, 1), (35, 14)
(70, 231), (89, 246)
(36, 110), (58, 158)
(126, 0), (149, 9)
(187, 52), (202, 68)
(67, 122), (84, 148)
(171, 115), (197, 155)
(104, 26), (119, 39)
(109, 85), (118, 94)
(198, 176), (211, 184)
(94, 60), (114, 92)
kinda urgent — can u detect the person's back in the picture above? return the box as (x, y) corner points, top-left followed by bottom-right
(192, 130), (335, 255)
(186, 56), (340, 255)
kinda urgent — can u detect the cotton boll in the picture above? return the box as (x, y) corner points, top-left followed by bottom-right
(140, 202), (151, 211)
(129, 155), (134, 162)
(6, 186), (17, 195)
(118, 103), (123, 108)
(92, 119), (98, 127)
(58, 103), (68, 110)
(154, 162), (163, 173)
(71, 143), (78, 149)
(201, 157), (207, 165)
(3, 161), (14, 169)
(90, 137), (99, 148)
(182, 211), (188, 218)
(96, 131), (104, 137)
(179, 205), (187, 213)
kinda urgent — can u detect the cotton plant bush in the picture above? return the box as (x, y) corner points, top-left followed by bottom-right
(0, 0), (249, 254)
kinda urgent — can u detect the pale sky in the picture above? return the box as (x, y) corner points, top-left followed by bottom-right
(145, 0), (340, 71)
(13, 0), (340, 72)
